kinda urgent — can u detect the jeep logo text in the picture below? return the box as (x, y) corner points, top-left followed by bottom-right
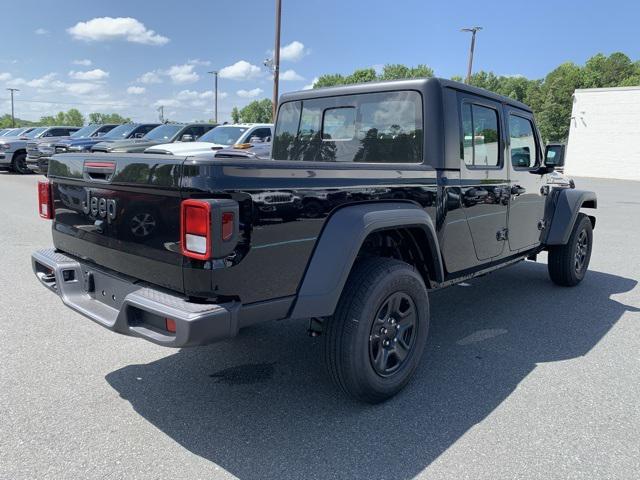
(82, 192), (117, 221)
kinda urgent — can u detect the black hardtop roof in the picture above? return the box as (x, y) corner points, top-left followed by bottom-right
(279, 77), (532, 113)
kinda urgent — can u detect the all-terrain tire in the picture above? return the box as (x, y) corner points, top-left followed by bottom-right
(324, 257), (430, 403)
(548, 213), (593, 286)
(12, 152), (32, 174)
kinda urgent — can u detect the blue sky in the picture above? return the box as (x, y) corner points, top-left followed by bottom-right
(2, 0), (639, 122)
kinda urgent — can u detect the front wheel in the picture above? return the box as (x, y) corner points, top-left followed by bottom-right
(12, 152), (32, 174)
(324, 257), (430, 403)
(547, 213), (593, 286)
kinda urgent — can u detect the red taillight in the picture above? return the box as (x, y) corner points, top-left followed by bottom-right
(221, 212), (234, 241)
(181, 200), (212, 260)
(165, 318), (177, 333)
(38, 180), (53, 219)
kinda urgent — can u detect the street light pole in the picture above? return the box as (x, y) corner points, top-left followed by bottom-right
(272, 0), (282, 121)
(6, 88), (19, 127)
(461, 26), (482, 84)
(208, 70), (219, 124)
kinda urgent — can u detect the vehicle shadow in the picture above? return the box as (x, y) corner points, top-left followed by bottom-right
(106, 262), (637, 480)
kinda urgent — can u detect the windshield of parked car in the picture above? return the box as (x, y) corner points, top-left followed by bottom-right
(4, 128), (29, 137)
(70, 125), (98, 138)
(26, 127), (48, 138)
(143, 124), (182, 141)
(102, 124), (137, 139)
(199, 126), (248, 146)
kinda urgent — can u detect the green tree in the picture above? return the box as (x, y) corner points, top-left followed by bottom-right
(537, 62), (584, 141)
(345, 68), (377, 84)
(88, 112), (131, 124)
(64, 108), (84, 126)
(314, 73), (346, 88)
(238, 99), (273, 123)
(231, 107), (241, 123)
(379, 64), (434, 81)
(582, 52), (636, 88)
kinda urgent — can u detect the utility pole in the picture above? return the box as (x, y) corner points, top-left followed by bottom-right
(157, 105), (164, 123)
(208, 70), (219, 124)
(461, 26), (482, 84)
(272, 0), (282, 121)
(6, 88), (19, 127)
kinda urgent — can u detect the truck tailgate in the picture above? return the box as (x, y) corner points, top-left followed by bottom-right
(48, 153), (186, 293)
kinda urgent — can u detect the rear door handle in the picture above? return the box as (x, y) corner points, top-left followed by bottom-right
(511, 185), (526, 196)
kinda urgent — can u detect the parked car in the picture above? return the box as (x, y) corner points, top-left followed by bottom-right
(0, 126), (79, 174)
(32, 78), (596, 403)
(25, 126), (85, 174)
(26, 124), (116, 175)
(91, 123), (216, 153)
(144, 123), (273, 156)
(53, 124), (121, 155)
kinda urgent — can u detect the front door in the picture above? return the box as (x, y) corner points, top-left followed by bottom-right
(505, 110), (547, 251)
(459, 96), (510, 261)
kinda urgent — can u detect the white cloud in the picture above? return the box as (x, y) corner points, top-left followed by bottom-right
(68, 68), (109, 81)
(67, 17), (169, 46)
(137, 71), (162, 84)
(35, 28), (49, 35)
(166, 64), (199, 84)
(73, 59), (92, 66)
(280, 69), (304, 81)
(219, 60), (262, 80)
(0, 72), (12, 81)
(127, 86), (146, 95)
(153, 98), (181, 108)
(280, 41), (309, 62)
(66, 82), (102, 95)
(303, 77), (319, 90)
(237, 88), (264, 98)
(188, 59), (211, 66)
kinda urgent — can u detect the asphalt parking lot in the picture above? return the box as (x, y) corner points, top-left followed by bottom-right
(1, 171), (639, 480)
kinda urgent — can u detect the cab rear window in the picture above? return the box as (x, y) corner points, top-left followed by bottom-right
(273, 91), (423, 163)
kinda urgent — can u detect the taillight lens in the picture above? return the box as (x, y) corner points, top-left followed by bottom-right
(38, 180), (53, 219)
(181, 200), (211, 260)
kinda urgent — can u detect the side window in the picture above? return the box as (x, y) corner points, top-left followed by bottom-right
(509, 114), (537, 168)
(181, 126), (199, 138)
(461, 103), (500, 168)
(249, 127), (272, 142)
(136, 125), (156, 136)
(97, 125), (116, 135)
(272, 91), (423, 163)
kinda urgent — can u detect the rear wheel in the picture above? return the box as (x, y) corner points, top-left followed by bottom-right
(548, 213), (593, 286)
(324, 257), (430, 403)
(12, 152), (32, 174)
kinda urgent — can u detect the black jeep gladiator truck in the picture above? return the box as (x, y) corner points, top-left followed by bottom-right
(32, 78), (596, 403)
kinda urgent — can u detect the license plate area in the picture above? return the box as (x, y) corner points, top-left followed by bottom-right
(81, 266), (138, 310)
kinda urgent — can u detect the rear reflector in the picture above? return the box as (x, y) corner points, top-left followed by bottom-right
(38, 180), (53, 219)
(165, 318), (177, 333)
(221, 212), (234, 241)
(181, 200), (212, 260)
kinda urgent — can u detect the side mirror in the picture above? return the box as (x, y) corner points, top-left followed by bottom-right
(95, 132), (105, 137)
(181, 134), (194, 142)
(134, 132), (145, 139)
(248, 136), (263, 144)
(544, 143), (565, 168)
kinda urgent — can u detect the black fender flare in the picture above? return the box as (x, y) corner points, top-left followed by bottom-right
(544, 189), (597, 245)
(290, 202), (444, 320)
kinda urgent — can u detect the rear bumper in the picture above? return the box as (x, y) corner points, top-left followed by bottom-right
(31, 249), (240, 347)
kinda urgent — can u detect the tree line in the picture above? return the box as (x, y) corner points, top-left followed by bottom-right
(232, 52), (639, 141)
(0, 110), (131, 128)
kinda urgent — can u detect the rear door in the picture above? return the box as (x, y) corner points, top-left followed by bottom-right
(48, 154), (186, 292)
(458, 94), (510, 261)
(505, 109), (547, 251)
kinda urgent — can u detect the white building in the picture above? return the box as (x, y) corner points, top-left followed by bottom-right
(565, 86), (640, 181)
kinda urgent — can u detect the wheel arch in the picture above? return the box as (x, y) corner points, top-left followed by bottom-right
(289, 202), (444, 320)
(544, 188), (597, 246)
